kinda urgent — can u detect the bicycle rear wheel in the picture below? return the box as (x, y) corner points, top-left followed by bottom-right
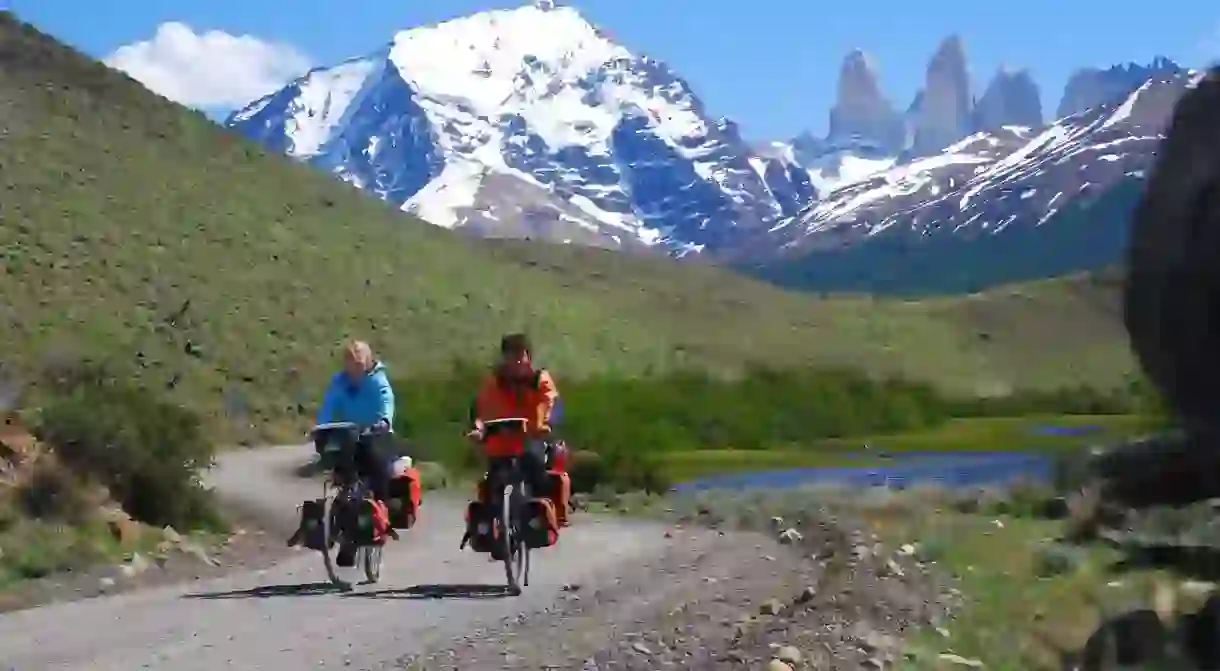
(360, 543), (383, 584)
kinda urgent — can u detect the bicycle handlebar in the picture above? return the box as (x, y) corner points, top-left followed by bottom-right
(481, 418), (529, 427)
(469, 417), (531, 443)
(308, 421), (390, 438)
(310, 421), (360, 435)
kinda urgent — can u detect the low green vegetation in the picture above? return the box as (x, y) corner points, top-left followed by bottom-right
(859, 494), (1208, 671)
(396, 364), (1165, 491)
(800, 414), (1154, 455)
(0, 360), (224, 588)
(0, 12), (1139, 446)
(32, 362), (224, 531)
(654, 413), (1154, 482)
(0, 515), (143, 587)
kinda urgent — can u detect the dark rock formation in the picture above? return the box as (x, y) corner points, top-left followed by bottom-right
(973, 67), (1042, 131)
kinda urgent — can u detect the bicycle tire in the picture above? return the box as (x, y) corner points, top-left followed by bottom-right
(320, 482), (346, 588)
(361, 543), (383, 584)
(501, 484), (524, 595)
(521, 483), (532, 588)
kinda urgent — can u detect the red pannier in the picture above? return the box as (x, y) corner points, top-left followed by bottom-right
(539, 470), (571, 527)
(462, 500), (496, 554)
(340, 498), (390, 546)
(386, 462), (422, 530)
(521, 497), (560, 549)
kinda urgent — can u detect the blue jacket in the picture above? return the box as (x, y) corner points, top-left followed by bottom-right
(316, 361), (395, 429)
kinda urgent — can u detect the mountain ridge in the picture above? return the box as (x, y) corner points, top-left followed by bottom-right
(752, 69), (1203, 293)
(223, 2), (1187, 293)
(228, 3), (812, 255)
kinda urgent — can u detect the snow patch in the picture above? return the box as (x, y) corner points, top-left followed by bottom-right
(1099, 80), (1152, 131)
(404, 160), (486, 228)
(284, 57), (382, 157)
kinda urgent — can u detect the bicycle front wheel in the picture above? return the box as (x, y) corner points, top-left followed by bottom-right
(320, 484), (349, 589)
(501, 484), (525, 595)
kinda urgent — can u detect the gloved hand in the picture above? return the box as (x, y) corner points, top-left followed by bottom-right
(464, 419), (485, 442)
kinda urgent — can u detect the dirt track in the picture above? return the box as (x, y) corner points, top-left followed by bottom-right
(0, 446), (673, 670)
(0, 448), (950, 670)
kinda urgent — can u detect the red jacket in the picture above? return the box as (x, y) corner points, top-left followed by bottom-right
(474, 369), (559, 457)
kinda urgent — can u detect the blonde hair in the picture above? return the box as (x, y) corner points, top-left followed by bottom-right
(343, 340), (374, 370)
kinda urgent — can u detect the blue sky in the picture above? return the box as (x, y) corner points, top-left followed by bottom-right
(10, 0), (1216, 140)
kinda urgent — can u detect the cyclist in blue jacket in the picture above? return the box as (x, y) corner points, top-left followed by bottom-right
(305, 340), (397, 566)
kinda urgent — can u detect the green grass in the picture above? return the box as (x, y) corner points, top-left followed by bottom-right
(0, 514), (153, 587)
(867, 507), (1164, 671)
(807, 414), (1155, 455)
(0, 13), (1137, 442)
(654, 414), (1156, 482)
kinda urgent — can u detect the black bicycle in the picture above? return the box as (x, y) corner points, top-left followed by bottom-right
(477, 417), (533, 596)
(309, 422), (395, 588)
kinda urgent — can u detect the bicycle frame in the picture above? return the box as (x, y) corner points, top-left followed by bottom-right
(487, 456), (528, 521)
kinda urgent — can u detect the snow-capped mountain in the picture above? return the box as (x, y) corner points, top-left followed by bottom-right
(773, 69), (1192, 247)
(225, 1), (1195, 293)
(227, 1), (805, 254)
(745, 69), (1202, 293)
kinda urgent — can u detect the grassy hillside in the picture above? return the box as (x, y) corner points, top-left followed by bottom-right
(0, 13), (1136, 440)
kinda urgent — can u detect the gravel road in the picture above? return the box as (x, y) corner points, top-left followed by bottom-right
(0, 446), (672, 670)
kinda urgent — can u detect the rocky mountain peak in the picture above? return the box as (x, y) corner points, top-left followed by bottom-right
(908, 34), (972, 156)
(1057, 56), (1185, 118)
(972, 67), (1043, 131)
(827, 48), (905, 152)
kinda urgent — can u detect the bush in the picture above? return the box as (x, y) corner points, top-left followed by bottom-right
(34, 370), (223, 531)
(15, 456), (100, 525)
(568, 450), (607, 493)
(414, 460), (450, 491)
(602, 451), (671, 494)
(1032, 543), (1084, 578)
(391, 364), (1159, 492)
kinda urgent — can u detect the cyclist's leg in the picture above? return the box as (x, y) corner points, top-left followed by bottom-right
(355, 433), (391, 502)
(523, 440), (548, 495)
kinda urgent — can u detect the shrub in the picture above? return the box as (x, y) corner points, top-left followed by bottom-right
(14, 455), (100, 524)
(1032, 543), (1084, 578)
(605, 451), (671, 494)
(567, 450), (607, 493)
(35, 369), (223, 531)
(414, 460), (450, 491)
(392, 364), (1159, 491)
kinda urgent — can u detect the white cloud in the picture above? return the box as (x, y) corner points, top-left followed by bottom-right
(104, 22), (311, 109)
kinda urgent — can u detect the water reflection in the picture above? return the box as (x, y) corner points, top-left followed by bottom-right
(674, 452), (1054, 492)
